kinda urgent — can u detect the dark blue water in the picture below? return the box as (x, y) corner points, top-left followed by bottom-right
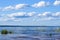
(0, 26), (60, 40)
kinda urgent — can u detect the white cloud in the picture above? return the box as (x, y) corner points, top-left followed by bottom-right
(8, 12), (36, 18)
(53, 0), (60, 6)
(38, 12), (51, 17)
(38, 12), (60, 18)
(8, 12), (26, 17)
(15, 4), (28, 10)
(32, 1), (49, 8)
(0, 12), (60, 21)
(37, 12), (54, 20)
(0, 12), (23, 21)
(52, 12), (60, 17)
(55, 12), (60, 16)
(0, 12), (36, 21)
(38, 12), (60, 20)
(26, 12), (36, 16)
(2, 6), (14, 11)
(42, 12), (51, 16)
(38, 14), (42, 16)
(2, 4), (28, 11)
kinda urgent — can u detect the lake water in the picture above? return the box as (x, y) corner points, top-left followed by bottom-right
(0, 26), (60, 40)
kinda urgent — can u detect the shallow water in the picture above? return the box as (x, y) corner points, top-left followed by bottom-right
(0, 26), (60, 40)
(0, 34), (40, 40)
(0, 34), (60, 40)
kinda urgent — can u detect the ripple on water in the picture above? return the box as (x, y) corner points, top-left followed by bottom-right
(0, 34), (60, 40)
(0, 34), (40, 40)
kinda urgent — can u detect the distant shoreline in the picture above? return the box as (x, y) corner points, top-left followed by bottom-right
(0, 25), (60, 27)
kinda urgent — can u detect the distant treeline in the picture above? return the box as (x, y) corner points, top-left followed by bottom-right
(0, 25), (60, 27)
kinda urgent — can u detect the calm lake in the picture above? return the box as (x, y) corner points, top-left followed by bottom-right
(0, 26), (60, 40)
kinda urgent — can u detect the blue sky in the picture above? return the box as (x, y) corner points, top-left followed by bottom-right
(0, 0), (60, 26)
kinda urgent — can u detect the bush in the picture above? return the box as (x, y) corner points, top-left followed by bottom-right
(1, 29), (13, 34)
(1, 29), (8, 34)
(8, 31), (13, 34)
(49, 33), (52, 37)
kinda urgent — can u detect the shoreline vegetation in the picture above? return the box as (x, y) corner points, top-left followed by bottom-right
(0, 28), (60, 35)
(0, 29), (13, 34)
(0, 26), (60, 35)
(0, 25), (60, 27)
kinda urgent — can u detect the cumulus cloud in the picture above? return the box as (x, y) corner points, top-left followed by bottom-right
(37, 12), (54, 20)
(2, 6), (14, 11)
(38, 12), (51, 17)
(26, 12), (36, 16)
(32, 1), (49, 8)
(38, 12), (60, 20)
(0, 12), (36, 21)
(38, 12), (60, 17)
(15, 4), (28, 10)
(8, 12), (36, 18)
(0, 12), (60, 21)
(53, 0), (60, 6)
(8, 12), (26, 17)
(52, 12), (60, 17)
(2, 4), (28, 11)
